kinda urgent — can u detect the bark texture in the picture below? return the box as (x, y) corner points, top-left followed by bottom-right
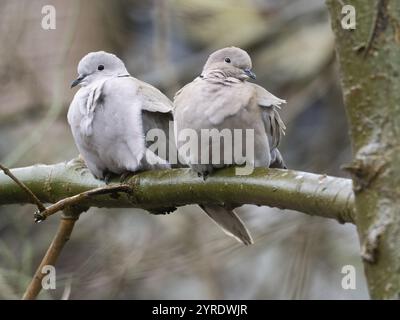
(0, 159), (355, 224)
(327, 0), (400, 299)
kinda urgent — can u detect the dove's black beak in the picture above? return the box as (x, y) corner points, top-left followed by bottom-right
(71, 75), (85, 88)
(244, 68), (256, 80)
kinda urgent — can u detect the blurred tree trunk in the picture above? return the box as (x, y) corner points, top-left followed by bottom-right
(327, 0), (400, 299)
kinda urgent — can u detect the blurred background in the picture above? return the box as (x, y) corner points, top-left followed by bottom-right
(0, 0), (368, 299)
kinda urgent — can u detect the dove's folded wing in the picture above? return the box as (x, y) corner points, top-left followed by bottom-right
(135, 79), (177, 165)
(254, 84), (286, 150)
(137, 79), (173, 113)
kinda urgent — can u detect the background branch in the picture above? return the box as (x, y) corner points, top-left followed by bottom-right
(0, 159), (355, 224)
(21, 211), (80, 300)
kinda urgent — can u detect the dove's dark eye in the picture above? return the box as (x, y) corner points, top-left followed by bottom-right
(224, 57), (231, 63)
(98, 65), (105, 71)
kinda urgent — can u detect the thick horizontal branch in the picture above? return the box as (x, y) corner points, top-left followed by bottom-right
(0, 159), (355, 223)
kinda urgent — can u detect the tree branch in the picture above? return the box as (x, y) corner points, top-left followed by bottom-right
(33, 184), (132, 222)
(22, 209), (81, 300)
(0, 159), (355, 224)
(0, 163), (46, 212)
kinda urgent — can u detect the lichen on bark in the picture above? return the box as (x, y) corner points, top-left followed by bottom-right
(327, 0), (400, 299)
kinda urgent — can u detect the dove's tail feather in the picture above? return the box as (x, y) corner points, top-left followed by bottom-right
(200, 205), (254, 245)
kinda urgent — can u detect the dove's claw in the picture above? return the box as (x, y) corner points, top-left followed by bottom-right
(148, 207), (177, 215)
(120, 171), (132, 182)
(197, 170), (210, 181)
(103, 171), (113, 184)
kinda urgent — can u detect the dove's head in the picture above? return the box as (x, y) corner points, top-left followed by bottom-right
(71, 51), (129, 88)
(202, 47), (256, 81)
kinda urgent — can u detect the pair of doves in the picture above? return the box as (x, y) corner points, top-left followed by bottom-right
(68, 47), (286, 245)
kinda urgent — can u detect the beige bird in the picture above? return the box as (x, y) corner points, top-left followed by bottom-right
(174, 46), (286, 176)
(173, 47), (287, 245)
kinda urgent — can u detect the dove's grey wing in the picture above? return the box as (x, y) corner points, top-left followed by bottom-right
(135, 79), (179, 166)
(141, 110), (172, 146)
(137, 79), (173, 142)
(253, 84), (287, 168)
(138, 79), (173, 148)
(141, 109), (180, 167)
(137, 79), (173, 113)
(254, 84), (286, 150)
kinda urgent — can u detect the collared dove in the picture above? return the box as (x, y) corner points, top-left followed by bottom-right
(174, 46), (287, 177)
(173, 47), (287, 245)
(68, 51), (253, 245)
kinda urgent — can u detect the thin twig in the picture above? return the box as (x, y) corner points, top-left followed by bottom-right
(22, 213), (80, 300)
(34, 184), (132, 223)
(0, 163), (46, 212)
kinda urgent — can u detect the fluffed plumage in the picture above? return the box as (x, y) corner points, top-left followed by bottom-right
(173, 47), (287, 175)
(68, 51), (253, 245)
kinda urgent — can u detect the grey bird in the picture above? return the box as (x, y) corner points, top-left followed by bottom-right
(68, 51), (172, 179)
(68, 51), (253, 245)
(174, 46), (287, 177)
(173, 47), (287, 244)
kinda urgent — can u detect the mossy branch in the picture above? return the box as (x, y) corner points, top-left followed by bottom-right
(22, 210), (81, 300)
(0, 159), (355, 224)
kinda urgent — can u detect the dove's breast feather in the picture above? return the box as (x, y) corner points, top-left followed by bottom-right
(174, 77), (255, 127)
